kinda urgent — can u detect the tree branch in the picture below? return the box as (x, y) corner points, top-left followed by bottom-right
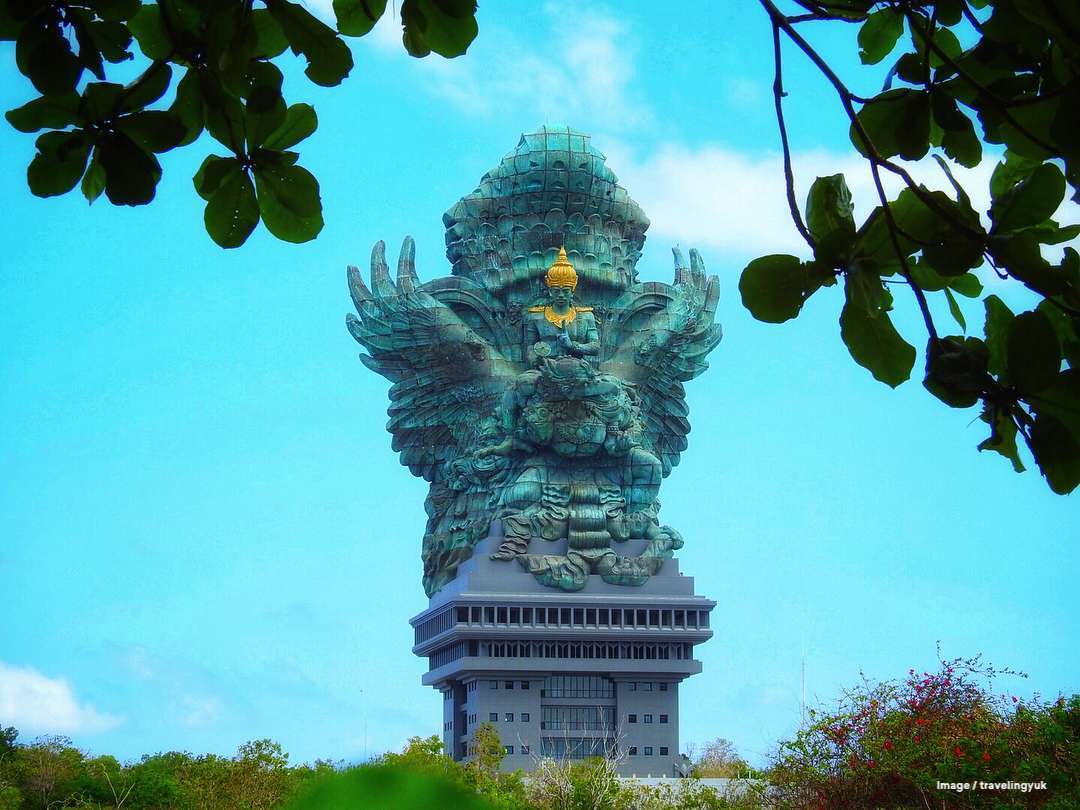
(771, 20), (815, 251)
(759, 0), (940, 342)
(903, 8), (1056, 155)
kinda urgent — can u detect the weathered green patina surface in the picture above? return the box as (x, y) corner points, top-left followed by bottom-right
(347, 126), (722, 595)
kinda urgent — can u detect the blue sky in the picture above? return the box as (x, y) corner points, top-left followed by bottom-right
(1, 1), (1076, 768)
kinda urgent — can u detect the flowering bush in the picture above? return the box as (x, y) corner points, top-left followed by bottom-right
(769, 654), (1079, 808)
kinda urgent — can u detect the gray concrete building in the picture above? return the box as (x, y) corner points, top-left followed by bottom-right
(411, 524), (714, 777)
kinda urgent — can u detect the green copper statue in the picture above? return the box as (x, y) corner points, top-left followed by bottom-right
(347, 126), (722, 596)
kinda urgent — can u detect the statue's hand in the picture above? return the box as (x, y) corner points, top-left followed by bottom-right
(557, 331), (575, 353)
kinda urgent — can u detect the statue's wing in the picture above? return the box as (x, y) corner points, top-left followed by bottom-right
(602, 247), (722, 476)
(346, 238), (518, 481)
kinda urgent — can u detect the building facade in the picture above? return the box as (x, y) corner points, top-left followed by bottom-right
(412, 526), (714, 777)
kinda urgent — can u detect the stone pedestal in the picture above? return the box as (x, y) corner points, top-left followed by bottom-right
(410, 522), (714, 777)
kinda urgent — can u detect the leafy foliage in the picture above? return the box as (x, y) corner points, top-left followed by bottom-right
(769, 655), (1080, 809)
(747, 0), (1080, 493)
(2, 0), (479, 248)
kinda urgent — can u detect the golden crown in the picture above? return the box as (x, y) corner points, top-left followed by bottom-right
(545, 247), (578, 290)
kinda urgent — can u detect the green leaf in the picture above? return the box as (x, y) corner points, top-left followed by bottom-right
(924, 336), (989, 407)
(81, 81), (125, 122)
(206, 6), (259, 97)
(1029, 369), (1080, 445)
(850, 90), (931, 161)
(90, 0), (142, 22)
(1007, 310), (1061, 395)
(334, 0), (388, 36)
(858, 8), (903, 64)
(931, 92), (981, 168)
(978, 405), (1025, 472)
(204, 166), (260, 248)
(266, 0), (354, 86)
(120, 62), (173, 112)
(908, 257), (948, 291)
(253, 163), (324, 242)
(262, 103), (317, 151)
(991, 162), (1066, 232)
(16, 10), (83, 95)
(170, 69), (205, 146)
(990, 150), (1040, 201)
(401, 0), (478, 58)
(984, 295), (1015, 380)
(244, 61), (287, 149)
(27, 131), (91, 197)
(840, 269), (916, 387)
(97, 133), (162, 206)
(988, 234), (1069, 298)
(910, 19), (961, 68)
(194, 155), (243, 202)
(5, 91), (81, 133)
(128, 5), (172, 60)
(80, 149), (106, 204)
(943, 287), (966, 333)
(948, 272), (982, 298)
(983, 97), (1059, 162)
(1036, 300), (1080, 368)
(116, 111), (186, 153)
(852, 187), (952, 264)
(252, 9), (289, 58)
(202, 83), (246, 153)
(1021, 221), (1080, 245)
(738, 255), (828, 324)
(81, 17), (133, 65)
(1028, 413), (1080, 494)
(806, 174), (855, 264)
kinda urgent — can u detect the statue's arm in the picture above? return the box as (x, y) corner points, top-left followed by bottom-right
(573, 314), (600, 357)
(525, 316), (543, 366)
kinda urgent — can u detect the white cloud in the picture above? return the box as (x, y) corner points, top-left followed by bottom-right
(178, 695), (222, 729)
(0, 662), (121, 735)
(602, 141), (1010, 263)
(322, 1), (648, 129)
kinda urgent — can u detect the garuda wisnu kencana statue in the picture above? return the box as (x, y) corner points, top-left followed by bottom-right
(347, 127), (722, 596)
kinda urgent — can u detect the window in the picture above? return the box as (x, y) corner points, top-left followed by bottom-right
(660, 714), (669, 724)
(504, 745), (514, 755)
(489, 713), (498, 722)
(521, 680), (530, 689)
(659, 683), (668, 692)
(644, 714), (653, 724)
(485, 606), (495, 623)
(542, 706), (614, 731)
(521, 745), (530, 755)
(660, 747), (669, 756)
(628, 682), (636, 692)
(490, 680), (498, 689)
(521, 713), (530, 722)
(505, 712), (514, 722)
(641, 682), (653, 692)
(505, 680), (514, 690)
(628, 714), (637, 724)
(644, 746), (653, 756)
(628, 746), (638, 756)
